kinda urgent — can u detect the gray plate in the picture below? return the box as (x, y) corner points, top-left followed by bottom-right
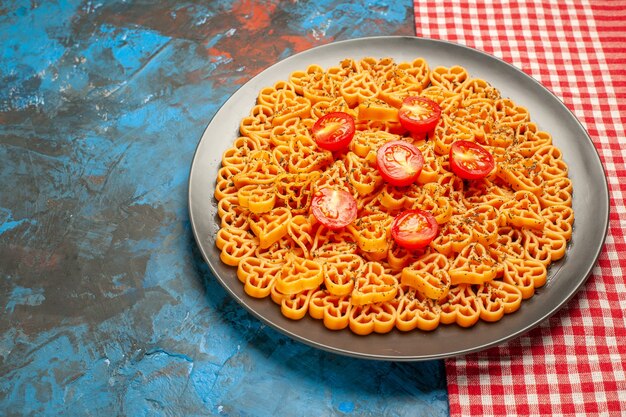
(188, 36), (609, 361)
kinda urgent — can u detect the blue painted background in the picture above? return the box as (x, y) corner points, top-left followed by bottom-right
(0, 1), (448, 415)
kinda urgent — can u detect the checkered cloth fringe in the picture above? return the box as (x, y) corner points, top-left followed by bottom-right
(413, 1), (626, 416)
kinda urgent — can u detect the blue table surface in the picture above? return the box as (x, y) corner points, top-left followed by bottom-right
(0, 1), (449, 415)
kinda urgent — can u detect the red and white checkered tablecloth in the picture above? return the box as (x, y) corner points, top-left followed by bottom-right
(413, 1), (626, 416)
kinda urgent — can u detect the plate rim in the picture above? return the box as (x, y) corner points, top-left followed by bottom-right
(188, 35), (610, 361)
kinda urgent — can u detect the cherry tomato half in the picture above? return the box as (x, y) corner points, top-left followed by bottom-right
(398, 96), (441, 134)
(391, 209), (439, 250)
(311, 112), (356, 151)
(311, 188), (358, 230)
(376, 140), (425, 186)
(449, 140), (495, 180)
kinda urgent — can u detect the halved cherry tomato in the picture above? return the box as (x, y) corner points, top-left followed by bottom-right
(311, 112), (355, 151)
(391, 209), (439, 250)
(376, 140), (424, 186)
(449, 140), (495, 180)
(311, 187), (357, 229)
(398, 96), (441, 134)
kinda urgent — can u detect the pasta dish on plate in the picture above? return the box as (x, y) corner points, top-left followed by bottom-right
(212, 56), (574, 335)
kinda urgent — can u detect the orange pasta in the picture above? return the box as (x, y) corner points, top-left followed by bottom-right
(214, 56), (574, 334)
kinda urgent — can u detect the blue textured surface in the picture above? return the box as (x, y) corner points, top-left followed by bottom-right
(0, 1), (449, 415)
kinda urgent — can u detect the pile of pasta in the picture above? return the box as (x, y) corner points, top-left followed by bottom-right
(214, 57), (574, 334)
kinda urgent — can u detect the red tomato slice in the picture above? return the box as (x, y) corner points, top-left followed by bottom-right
(449, 140), (495, 180)
(398, 96), (441, 134)
(311, 188), (357, 229)
(391, 209), (439, 250)
(311, 112), (356, 151)
(376, 140), (425, 186)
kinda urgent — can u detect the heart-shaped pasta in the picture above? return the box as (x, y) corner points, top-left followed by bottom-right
(439, 284), (481, 328)
(449, 243), (498, 285)
(432, 114), (474, 155)
(237, 257), (282, 299)
(476, 279), (523, 322)
(340, 71), (380, 108)
(347, 213), (392, 253)
(500, 191), (545, 230)
(514, 122), (553, 157)
(459, 77), (500, 102)
(309, 289), (352, 330)
(213, 56), (574, 334)
(401, 252), (451, 300)
(275, 254), (323, 295)
(248, 207), (291, 249)
(272, 92), (311, 126)
(320, 253), (364, 296)
(494, 98), (530, 129)
(428, 65), (469, 92)
(502, 257), (547, 299)
(216, 226), (259, 267)
(240, 104), (274, 139)
(396, 286), (442, 331)
(351, 261), (398, 306)
(349, 301), (397, 335)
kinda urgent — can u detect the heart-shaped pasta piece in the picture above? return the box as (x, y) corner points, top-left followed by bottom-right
(237, 257), (282, 299)
(309, 289), (352, 330)
(459, 77), (500, 102)
(439, 284), (481, 328)
(240, 104), (274, 139)
(340, 71), (380, 108)
(430, 217), (474, 257)
(303, 72), (340, 104)
(344, 152), (383, 196)
(320, 253), (364, 296)
(465, 204), (500, 247)
(513, 122), (553, 157)
(502, 256), (547, 299)
(289, 64), (324, 95)
(275, 172), (320, 215)
(349, 301), (397, 335)
(542, 205), (574, 241)
(275, 253), (323, 295)
(494, 98), (530, 129)
(281, 135), (334, 174)
(476, 279), (523, 322)
(215, 226), (259, 266)
(432, 114), (474, 155)
(428, 65), (469, 92)
(351, 261), (398, 306)
(539, 177), (573, 208)
(401, 252), (451, 300)
(280, 288), (316, 320)
(311, 226), (357, 258)
(396, 57), (430, 88)
(236, 183), (276, 214)
(347, 212), (392, 253)
(270, 117), (310, 147)
(533, 145), (569, 181)
(449, 243), (498, 285)
(396, 286), (441, 331)
(257, 81), (297, 108)
(248, 207), (291, 249)
(221, 136), (265, 171)
(311, 96), (355, 120)
(272, 92), (311, 126)
(421, 85), (462, 114)
(233, 150), (282, 188)
(500, 191), (545, 230)
(523, 227), (568, 264)
(496, 153), (544, 195)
